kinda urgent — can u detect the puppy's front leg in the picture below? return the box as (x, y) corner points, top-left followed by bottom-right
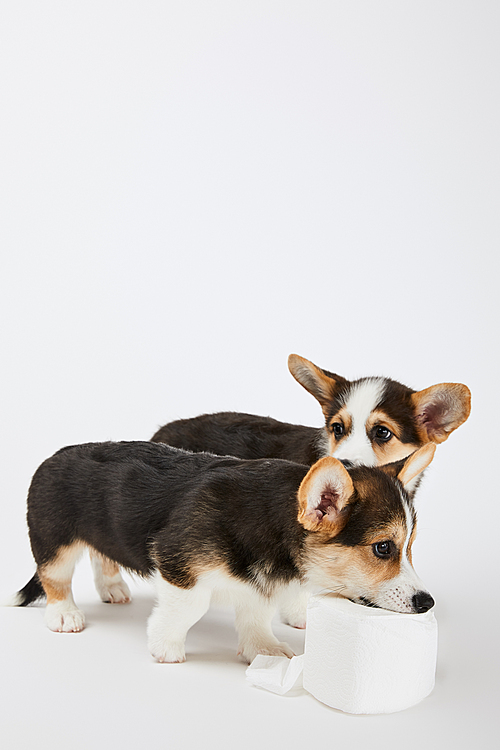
(278, 581), (309, 629)
(234, 587), (295, 664)
(147, 572), (211, 663)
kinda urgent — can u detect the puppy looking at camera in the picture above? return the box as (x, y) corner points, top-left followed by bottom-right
(13, 440), (435, 664)
(152, 354), (471, 470)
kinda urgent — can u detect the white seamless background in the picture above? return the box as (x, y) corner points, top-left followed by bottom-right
(0, 3), (498, 749)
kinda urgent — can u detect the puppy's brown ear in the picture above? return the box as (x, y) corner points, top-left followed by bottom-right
(288, 354), (346, 418)
(393, 443), (436, 488)
(411, 383), (471, 444)
(297, 456), (354, 533)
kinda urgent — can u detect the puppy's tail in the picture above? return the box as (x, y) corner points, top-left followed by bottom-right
(5, 573), (46, 607)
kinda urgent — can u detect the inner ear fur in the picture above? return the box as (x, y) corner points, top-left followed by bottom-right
(297, 456), (354, 533)
(288, 354), (344, 416)
(381, 443), (436, 488)
(411, 382), (471, 444)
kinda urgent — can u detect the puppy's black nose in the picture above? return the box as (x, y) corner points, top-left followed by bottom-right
(412, 591), (435, 613)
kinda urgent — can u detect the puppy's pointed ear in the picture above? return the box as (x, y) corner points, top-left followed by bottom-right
(381, 443), (436, 488)
(297, 456), (354, 533)
(411, 383), (471, 444)
(288, 354), (346, 418)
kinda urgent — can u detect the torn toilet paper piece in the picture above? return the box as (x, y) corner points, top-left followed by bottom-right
(246, 654), (305, 695)
(246, 595), (438, 714)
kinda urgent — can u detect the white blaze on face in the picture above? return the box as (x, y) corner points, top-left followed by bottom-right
(332, 379), (386, 466)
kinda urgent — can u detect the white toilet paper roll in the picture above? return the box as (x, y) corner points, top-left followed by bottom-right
(246, 595), (438, 714)
(304, 595), (438, 714)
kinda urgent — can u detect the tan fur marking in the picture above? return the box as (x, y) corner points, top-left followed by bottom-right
(39, 577), (71, 603)
(329, 407), (352, 434)
(363, 521), (407, 550)
(190, 555), (227, 579)
(407, 524), (417, 565)
(303, 535), (402, 588)
(89, 550), (120, 578)
(366, 410), (421, 465)
(327, 408), (352, 456)
(372, 440), (421, 465)
(365, 410), (402, 440)
(39, 542), (86, 603)
(151, 543), (224, 590)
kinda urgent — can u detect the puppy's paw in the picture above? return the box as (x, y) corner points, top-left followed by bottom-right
(149, 642), (186, 664)
(238, 641), (295, 664)
(282, 616), (306, 630)
(100, 580), (132, 604)
(45, 606), (85, 633)
(147, 617), (186, 663)
(262, 642), (295, 659)
(280, 601), (308, 630)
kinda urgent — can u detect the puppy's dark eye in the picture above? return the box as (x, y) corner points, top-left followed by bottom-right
(375, 425), (393, 442)
(331, 423), (344, 438)
(373, 541), (394, 559)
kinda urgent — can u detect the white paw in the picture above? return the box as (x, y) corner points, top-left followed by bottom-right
(149, 640), (186, 664)
(45, 606), (86, 633)
(147, 613), (187, 663)
(99, 580), (132, 604)
(282, 615), (307, 629)
(239, 641), (295, 664)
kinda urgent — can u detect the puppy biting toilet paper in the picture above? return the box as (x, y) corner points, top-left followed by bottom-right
(246, 595), (438, 714)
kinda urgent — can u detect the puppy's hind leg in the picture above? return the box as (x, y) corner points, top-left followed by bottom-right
(39, 543), (86, 632)
(90, 550), (131, 604)
(147, 572), (211, 663)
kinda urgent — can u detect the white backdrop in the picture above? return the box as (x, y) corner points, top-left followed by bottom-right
(1, 3), (498, 748)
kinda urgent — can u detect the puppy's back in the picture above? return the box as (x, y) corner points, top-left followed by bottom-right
(26, 441), (309, 585)
(151, 411), (322, 464)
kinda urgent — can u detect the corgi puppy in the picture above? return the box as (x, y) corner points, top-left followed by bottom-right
(12, 440), (435, 664)
(151, 354), (471, 471)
